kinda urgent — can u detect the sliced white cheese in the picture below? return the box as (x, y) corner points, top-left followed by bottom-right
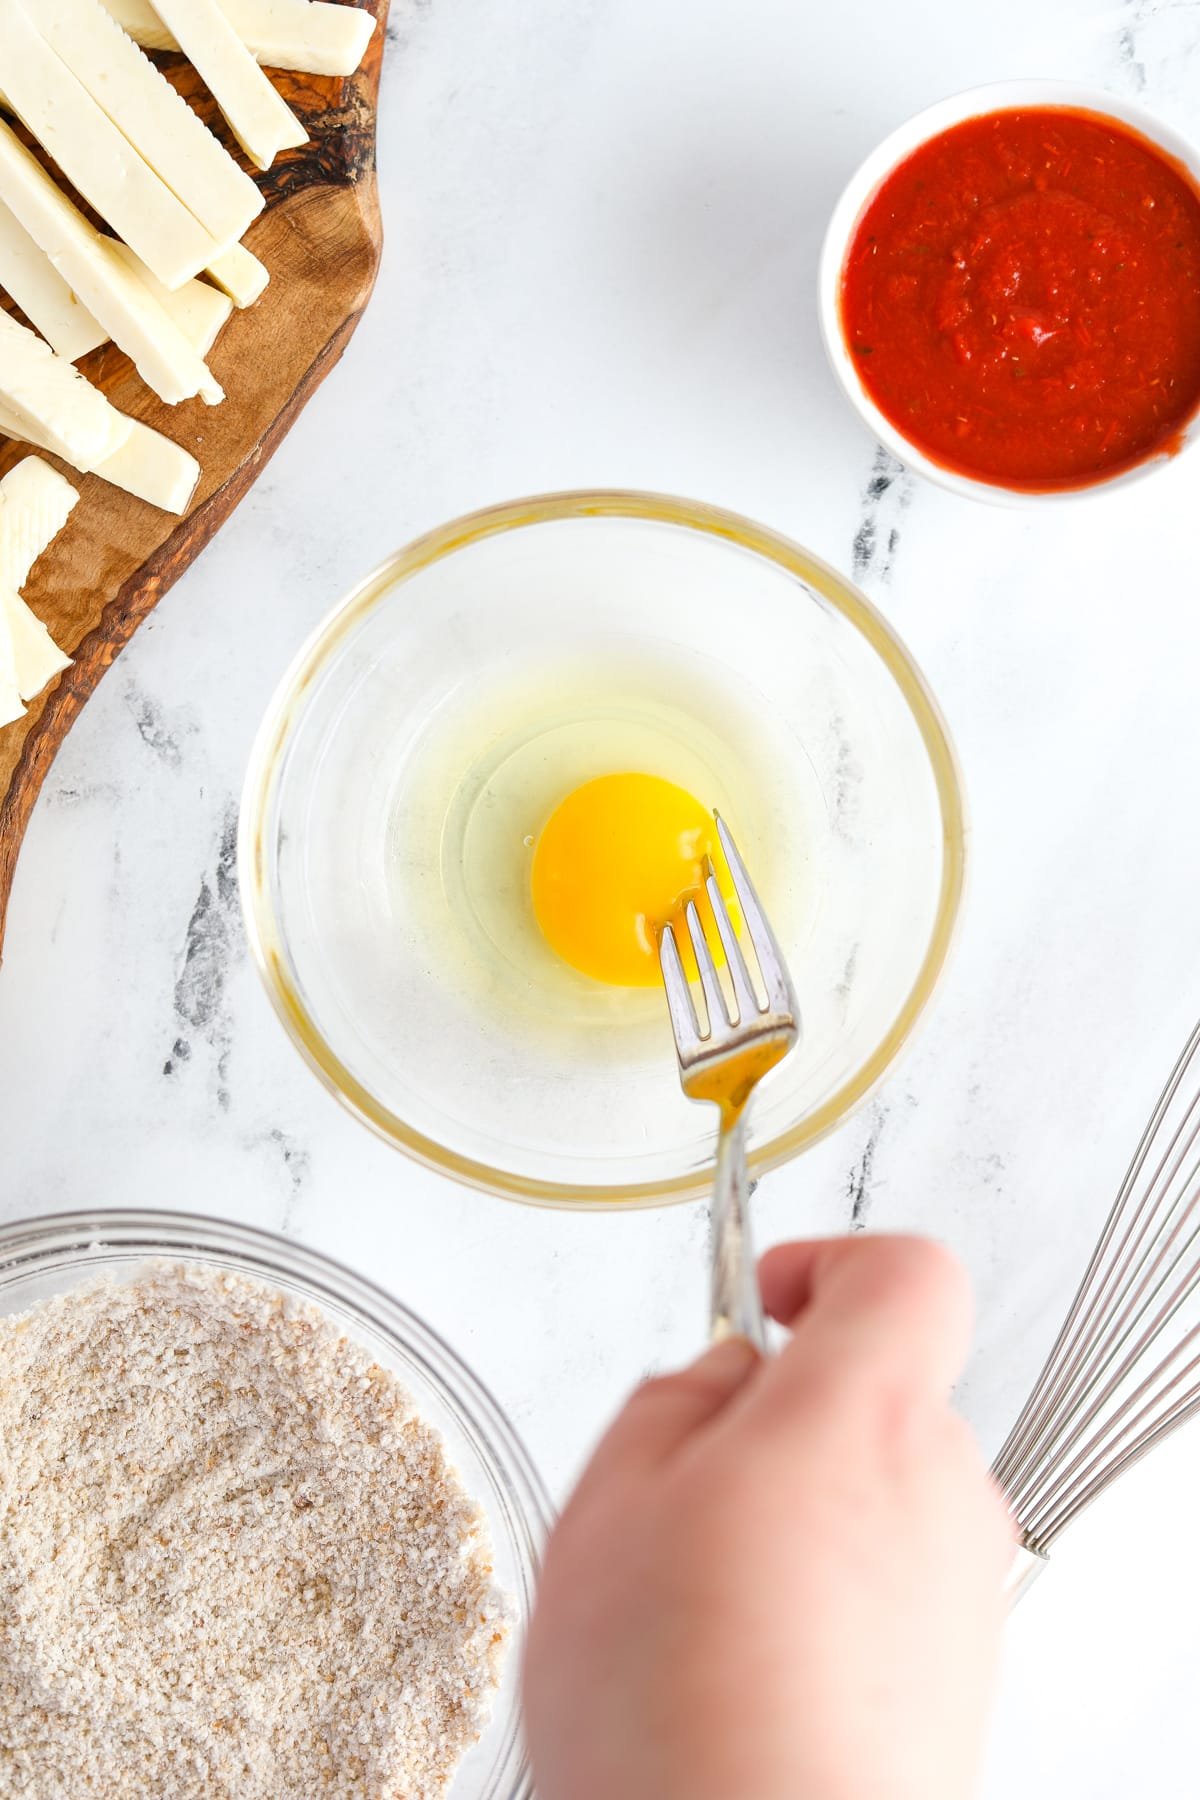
(169, 280), (234, 357)
(98, 0), (173, 50)
(32, 0), (264, 251)
(0, 120), (224, 406)
(0, 199), (107, 361)
(0, 0), (227, 289)
(0, 454), (79, 590)
(4, 587), (71, 701)
(149, 0), (309, 171)
(0, 309), (130, 471)
(0, 571), (21, 720)
(218, 0), (376, 76)
(107, 241), (234, 357)
(102, 0), (376, 78)
(89, 416), (200, 512)
(0, 454), (79, 712)
(205, 240), (269, 309)
(0, 669), (21, 723)
(0, 399), (200, 514)
(0, 396), (64, 457)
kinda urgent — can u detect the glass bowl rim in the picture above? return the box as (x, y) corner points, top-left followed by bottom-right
(238, 487), (967, 1209)
(0, 1205), (553, 1800)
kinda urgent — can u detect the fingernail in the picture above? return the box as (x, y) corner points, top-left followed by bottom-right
(692, 1335), (761, 1391)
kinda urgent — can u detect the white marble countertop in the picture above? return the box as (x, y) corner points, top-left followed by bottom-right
(4, 0), (1200, 1792)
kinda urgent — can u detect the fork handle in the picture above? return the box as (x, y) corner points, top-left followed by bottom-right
(710, 1109), (767, 1353)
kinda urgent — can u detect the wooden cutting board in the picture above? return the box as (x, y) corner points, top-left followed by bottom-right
(0, 0), (389, 954)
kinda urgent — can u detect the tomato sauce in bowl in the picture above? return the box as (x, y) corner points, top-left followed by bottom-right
(840, 107), (1200, 491)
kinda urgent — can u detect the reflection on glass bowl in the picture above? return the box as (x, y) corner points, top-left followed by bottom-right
(240, 491), (965, 1207)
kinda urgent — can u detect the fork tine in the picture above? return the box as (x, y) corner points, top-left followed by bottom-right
(704, 866), (761, 1025)
(658, 922), (704, 1053)
(685, 899), (727, 1035)
(715, 813), (798, 1021)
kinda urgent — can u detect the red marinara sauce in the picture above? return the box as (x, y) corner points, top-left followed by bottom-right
(840, 108), (1200, 489)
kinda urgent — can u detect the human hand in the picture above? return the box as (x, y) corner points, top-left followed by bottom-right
(523, 1236), (1014, 1800)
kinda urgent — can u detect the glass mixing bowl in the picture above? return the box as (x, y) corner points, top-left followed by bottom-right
(0, 1209), (551, 1800)
(240, 490), (965, 1207)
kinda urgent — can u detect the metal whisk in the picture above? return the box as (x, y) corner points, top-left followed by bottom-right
(994, 1019), (1200, 1594)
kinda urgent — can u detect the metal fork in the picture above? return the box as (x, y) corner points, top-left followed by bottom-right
(658, 815), (800, 1353)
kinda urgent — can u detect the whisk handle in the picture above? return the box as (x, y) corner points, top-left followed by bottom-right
(1006, 1538), (1048, 1605)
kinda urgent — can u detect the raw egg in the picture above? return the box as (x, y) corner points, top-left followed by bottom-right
(531, 772), (725, 988)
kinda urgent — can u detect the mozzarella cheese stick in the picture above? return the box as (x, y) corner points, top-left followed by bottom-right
(0, 396), (61, 455)
(217, 0), (376, 76)
(0, 454), (79, 589)
(0, 398), (201, 514)
(149, 0), (308, 171)
(107, 241), (234, 357)
(31, 0), (264, 249)
(103, 0), (376, 78)
(204, 240), (269, 308)
(0, 309), (130, 470)
(0, 455), (78, 712)
(98, 0), (172, 49)
(238, 0), (375, 77)
(4, 586), (71, 700)
(0, 571), (21, 720)
(0, 213), (230, 364)
(0, 663), (21, 723)
(88, 416), (200, 511)
(0, 0), (226, 288)
(0, 121), (224, 405)
(0, 197), (107, 361)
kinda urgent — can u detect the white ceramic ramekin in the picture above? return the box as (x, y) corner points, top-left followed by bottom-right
(818, 80), (1200, 505)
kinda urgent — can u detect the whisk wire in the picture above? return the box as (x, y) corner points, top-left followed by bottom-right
(1003, 1186), (1200, 1518)
(994, 1020), (1200, 1552)
(1020, 1323), (1200, 1540)
(1031, 1385), (1200, 1544)
(994, 1026), (1200, 1494)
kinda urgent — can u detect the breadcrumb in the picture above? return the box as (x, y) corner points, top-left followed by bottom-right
(0, 1264), (509, 1797)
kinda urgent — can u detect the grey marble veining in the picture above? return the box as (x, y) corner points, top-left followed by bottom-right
(3, 0), (1200, 1792)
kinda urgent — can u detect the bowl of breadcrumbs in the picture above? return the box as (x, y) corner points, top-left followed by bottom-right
(0, 1209), (551, 1800)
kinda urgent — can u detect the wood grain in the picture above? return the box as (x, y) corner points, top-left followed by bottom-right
(0, 0), (389, 953)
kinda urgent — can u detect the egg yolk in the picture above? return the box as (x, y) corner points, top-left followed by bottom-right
(530, 772), (722, 988)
